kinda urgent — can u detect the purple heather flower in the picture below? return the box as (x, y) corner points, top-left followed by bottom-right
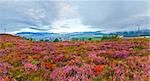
(112, 50), (128, 58)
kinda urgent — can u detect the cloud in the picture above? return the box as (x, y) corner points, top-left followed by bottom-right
(56, 1), (79, 19)
(27, 8), (46, 20)
(51, 18), (102, 33)
(6, 28), (41, 35)
(49, 0), (100, 33)
(0, 0), (59, 33)
(0, 0), (149, 34)
(76, 1), (150, 31)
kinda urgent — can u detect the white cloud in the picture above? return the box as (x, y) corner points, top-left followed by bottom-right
(7, 28), (41, 35)
(51, 18), (102, 33)
(28, 8), (46, 20)
(49, 0), (103, 33)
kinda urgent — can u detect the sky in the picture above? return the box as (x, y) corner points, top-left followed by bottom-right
(0, 0), (150, 34)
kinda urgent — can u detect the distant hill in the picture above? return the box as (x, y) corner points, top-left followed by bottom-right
(15, 29), (150, 41)
(16, 32), (60, 41)
(15, 31), (104, 41)
(110, 29), (150, 37)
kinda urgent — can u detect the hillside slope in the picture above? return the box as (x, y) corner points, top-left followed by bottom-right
(0, 34), (150, 81)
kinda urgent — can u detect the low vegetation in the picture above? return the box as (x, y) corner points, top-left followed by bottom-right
(0, 34), (149, 81)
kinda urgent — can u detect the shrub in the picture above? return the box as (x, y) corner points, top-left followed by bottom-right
(53, 38), (59, 42)
(101, 35), (119, 40)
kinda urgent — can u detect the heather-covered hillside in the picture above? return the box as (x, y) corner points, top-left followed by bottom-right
(0, 34), (150, 81)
